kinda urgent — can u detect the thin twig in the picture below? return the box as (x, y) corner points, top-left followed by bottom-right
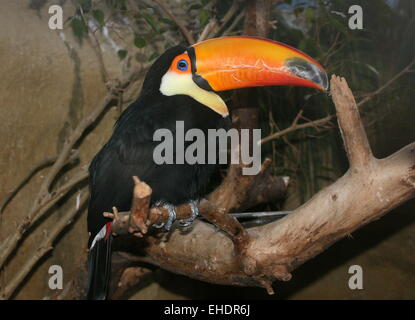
(203, 0), (218, 11)
(0, 151), (80, 214)
(0, 192), (89, 300)
(357, 56), (415, 107)
(151, 0), (195, 44)
(79, 7), (109, 83)
(0, 157), (57, 214)
(197, 18), (217, 42)
(260, 115), (333, 145)
(208, 0), (239, 39)
(34, 168), (89, 222)
(222, 9), (245, 36)
(0, 168), (89, 269)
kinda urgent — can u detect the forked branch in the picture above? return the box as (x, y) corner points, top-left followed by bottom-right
(114, 75), (415, 293)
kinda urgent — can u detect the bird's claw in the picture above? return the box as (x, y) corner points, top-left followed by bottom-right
(152, 200), (199, 231)
(178, 200), (199, 227)
(153, 202), (176, 231)
(163, 203), (176, 231)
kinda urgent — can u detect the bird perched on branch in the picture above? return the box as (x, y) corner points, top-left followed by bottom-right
(86, 36), (327, 299)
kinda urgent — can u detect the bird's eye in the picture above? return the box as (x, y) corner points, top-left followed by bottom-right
(177, 59), (188, 71)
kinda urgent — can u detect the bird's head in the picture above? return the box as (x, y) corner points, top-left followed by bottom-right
(142, 36), (328, 117)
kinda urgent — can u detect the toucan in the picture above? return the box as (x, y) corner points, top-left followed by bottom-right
(86, 36), (328, 300)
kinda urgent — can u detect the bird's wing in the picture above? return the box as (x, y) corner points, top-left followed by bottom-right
(87, 104), (162, 237)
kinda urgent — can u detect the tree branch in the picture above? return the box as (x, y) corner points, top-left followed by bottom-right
(52, 73), (415, 299)
(332, 76), (373, 169)
(117, 75), (415, 294)
(151, 0), (195, 45)
(222, 9), (245, 36)
(207, 0), (240, 39)
(0, 192), (89, 299)
(1, 157), (58, 214)
(108, 161), (288, 237)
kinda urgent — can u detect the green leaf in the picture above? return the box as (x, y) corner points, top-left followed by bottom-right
(304, 8), (314, 23)
(328, 16), (350, 37)
(105, 0), (126, 9)
(78, 0), (91, 5)
(78, 0), (92, 9)
(148, 52), (159, 61)
(142, 12), (159, 33)
(189, 3), (202, 10)
(134, 35), (146, 48)
(159, 17), (174, 25)
(92, 9), (105, 26)
(118, 0), (127, 10)
(106, 0), (117, 8)
(70, 16), (88, 41)
(117, 49), (128, 60)
(199, 9), (209, 25)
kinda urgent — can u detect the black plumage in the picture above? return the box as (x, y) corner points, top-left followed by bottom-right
(88, 46), (229, 240)
(86, 46), (229, 299)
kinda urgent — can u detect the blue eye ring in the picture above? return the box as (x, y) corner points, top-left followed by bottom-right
(177, 59), (188, 71)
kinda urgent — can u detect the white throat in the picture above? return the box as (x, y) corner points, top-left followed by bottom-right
(159, 71), (229, 117)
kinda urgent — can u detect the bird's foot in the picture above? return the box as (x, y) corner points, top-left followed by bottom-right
(152, 200), (199, 231)
(178, 200), (199, 227)
(153, 201), (176, 232)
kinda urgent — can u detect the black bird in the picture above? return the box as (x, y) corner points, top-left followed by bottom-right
(86, 36), (328, 300)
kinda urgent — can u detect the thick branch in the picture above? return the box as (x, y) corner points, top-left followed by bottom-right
(126, 75), (415, 292)
(55, 73), (415, 299)
(331, 75), (373, 168)
(1, 192), (89, 300)
(109, 163), (288, 236)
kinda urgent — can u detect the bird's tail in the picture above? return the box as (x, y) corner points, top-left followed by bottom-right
(86, 222), (113, 300)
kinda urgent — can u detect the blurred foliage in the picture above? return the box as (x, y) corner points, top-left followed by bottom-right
(259, 0), (415, 202)
(67, 0), (244, 61)
(66, 0), (414, 204)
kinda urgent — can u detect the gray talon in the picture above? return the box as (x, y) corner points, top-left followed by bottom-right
(179, 200), (199, 227)
(163, 203), (176, 231)
(152, 201), (166, 229)
(152, 201), (176, 231)
(153, 221), (165, 229)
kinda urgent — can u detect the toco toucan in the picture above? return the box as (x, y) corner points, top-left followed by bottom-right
(86, 36), (328, 300)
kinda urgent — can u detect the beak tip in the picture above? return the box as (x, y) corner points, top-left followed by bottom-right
(320, 72), (329, 91)
(286, 57), (328, 91)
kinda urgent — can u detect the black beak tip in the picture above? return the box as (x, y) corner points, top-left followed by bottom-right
(318, 70), (329, 91)
(286, 58), (329, 91)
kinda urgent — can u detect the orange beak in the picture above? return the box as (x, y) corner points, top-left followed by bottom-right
(189, 36), (328, 92)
